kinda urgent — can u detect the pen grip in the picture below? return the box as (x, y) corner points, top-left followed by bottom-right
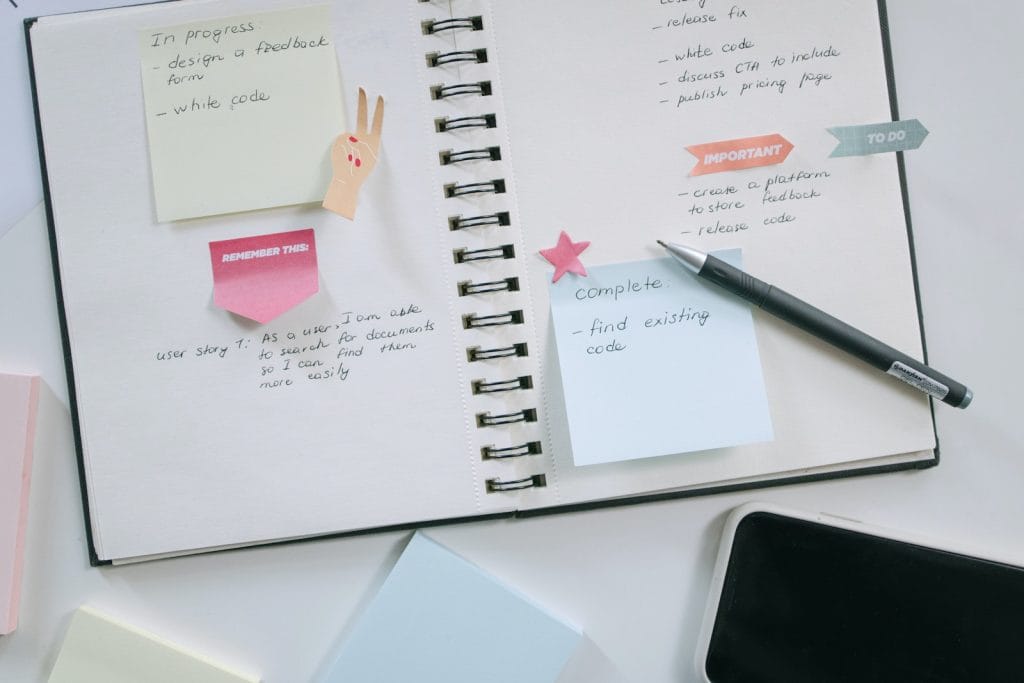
(701, 255), (971, 408)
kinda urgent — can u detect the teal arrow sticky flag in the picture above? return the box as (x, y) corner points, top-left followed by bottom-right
(827, 119), (928, 157)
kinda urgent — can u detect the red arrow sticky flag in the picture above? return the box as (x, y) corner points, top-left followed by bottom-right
(686, 133), (793, 176)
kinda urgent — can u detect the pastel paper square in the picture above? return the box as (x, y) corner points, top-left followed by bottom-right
(47, 606), (259, 682)
(548, 252), (773, 465)
(138, 5), (346, 221)
(323, 533), (581, 683)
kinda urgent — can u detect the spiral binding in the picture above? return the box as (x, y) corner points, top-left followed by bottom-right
(453, 244), (514, 263)
(449, 212), (510, 231)
(458, 277), (519, 296)
(476, 408), (537, 427)
(486, 475), (546, 492)
(440, 146), (502, 165)
(462, 310), (523, 329)
(466, 342), (528, 362)
(481, 441), (542, 460)
(426, 49), (488, 67)
(431, 81), (492, 100)
(444, 179), (505, 198)
(435, 114), (497, 132)
(427, 4), (544, 492)
(471, 375), (533, 394)
(422, 16), (483, 34)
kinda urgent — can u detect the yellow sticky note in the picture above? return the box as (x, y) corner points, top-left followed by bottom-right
(48, 606), (259, 683)
(138, 5), (345, 222)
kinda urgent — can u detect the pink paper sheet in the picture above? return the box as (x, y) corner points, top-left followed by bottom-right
(0, 373), (39, 635)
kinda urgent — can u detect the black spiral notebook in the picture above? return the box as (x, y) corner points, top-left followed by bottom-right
(28, 0), (936, 564)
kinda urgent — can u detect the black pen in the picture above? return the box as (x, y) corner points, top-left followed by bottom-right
(657, 241), (972, 408)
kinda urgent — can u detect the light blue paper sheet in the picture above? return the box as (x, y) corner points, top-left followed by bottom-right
(548, 251), (773, 466)
(323, 533), (582, 683)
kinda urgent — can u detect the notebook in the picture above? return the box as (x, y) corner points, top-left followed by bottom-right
(322, 532), (581, 682)
(26, 0), (937, 564)
(0, 372), (39, 635)
(47, 606), (259, 682)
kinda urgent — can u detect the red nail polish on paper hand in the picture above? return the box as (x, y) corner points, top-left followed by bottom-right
(323, 87), (386, 220)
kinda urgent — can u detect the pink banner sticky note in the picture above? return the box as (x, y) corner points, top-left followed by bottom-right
(209, 229), (318, 323)
(686, 133), (793, 176)
(0, 373), (39, 635)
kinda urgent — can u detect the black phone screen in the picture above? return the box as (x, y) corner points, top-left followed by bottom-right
(704, 511), (1024, 682)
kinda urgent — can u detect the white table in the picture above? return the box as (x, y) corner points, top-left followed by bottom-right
(2, 2), (1022, 680)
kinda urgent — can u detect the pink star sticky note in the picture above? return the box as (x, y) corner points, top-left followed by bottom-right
(540, 231), (590, 283)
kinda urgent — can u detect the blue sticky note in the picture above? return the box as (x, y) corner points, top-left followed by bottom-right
(548, 251), (773, 466)
(323, 533), (581, 683)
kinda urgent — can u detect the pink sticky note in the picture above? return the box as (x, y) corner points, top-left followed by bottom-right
(540, 230), (590, 283)
(0, 372), (39, 635)
(209, 229), (318, 323)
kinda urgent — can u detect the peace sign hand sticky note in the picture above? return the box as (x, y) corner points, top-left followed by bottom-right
(323, 88), (384, 219)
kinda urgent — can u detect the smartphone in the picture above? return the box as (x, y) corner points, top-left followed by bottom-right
(695, 502), (1024, 682)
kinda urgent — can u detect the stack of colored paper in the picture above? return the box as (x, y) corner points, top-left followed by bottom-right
(323, 532), (582, 683)
(47, 606), (260, 682)
(0, 372), (39, 635)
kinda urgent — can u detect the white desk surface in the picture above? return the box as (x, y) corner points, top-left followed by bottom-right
(2, 2), (1022, 681)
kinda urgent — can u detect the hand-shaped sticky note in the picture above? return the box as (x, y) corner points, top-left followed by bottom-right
(323, 88), (384, 219)
(209, 229), (318, 323)
(540, 231), (590, 283)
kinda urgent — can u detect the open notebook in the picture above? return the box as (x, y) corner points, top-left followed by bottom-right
(27, 0), (936, 564)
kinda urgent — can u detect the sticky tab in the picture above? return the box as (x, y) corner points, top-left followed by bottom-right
(686, 133), (793, 176)
(540, 231), (590, 283)
(138, 6), (346, 222)
(323, 88), (385, 219)
(209, 229), (318, 323)
(828, 119), (928, 157)
(547, 252), (773, 466)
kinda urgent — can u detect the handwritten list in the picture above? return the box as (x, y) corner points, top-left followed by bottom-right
(548, 252), (773, 466)
(152, 303), (436, 391)
(651, 1), (842, 109)
(138, 5), (345, 221)
(640, 0), (854, 235)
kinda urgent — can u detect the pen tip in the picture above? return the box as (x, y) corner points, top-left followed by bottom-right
(656, 239), (667, 248)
